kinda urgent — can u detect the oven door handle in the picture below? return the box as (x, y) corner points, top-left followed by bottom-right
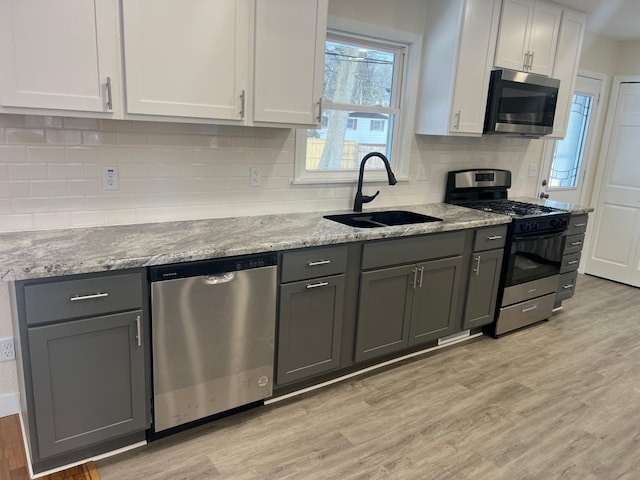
(513, 231), (565, 242)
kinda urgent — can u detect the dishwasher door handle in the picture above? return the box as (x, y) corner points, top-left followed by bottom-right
(202, 272), (237, 284)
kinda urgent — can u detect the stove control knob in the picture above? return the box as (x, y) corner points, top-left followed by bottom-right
(520, 223), (531, 233)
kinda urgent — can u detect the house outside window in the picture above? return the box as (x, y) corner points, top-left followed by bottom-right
(370, 119), (385, 131)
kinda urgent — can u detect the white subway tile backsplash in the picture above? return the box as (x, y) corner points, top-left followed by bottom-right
(0, 115), (541, 232)
(0, 146), (27, 163)
(5, 128), (46, 144)
(0, 128), (4, 144)
(9, 164), (47, 181)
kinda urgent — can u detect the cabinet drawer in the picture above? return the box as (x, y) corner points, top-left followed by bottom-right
(362, 231), (466, 270)
(560, 252), (581, 273)
(473, 225), (508, 252)
(24, 272), (144, 326)
(556, 271), (578, 301)
(566, 214), (588, 236)
(563, 233), (585, 255)
(281, 245), (348, 283)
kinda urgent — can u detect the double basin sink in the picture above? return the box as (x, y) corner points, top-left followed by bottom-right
(324, 210), (442, 229)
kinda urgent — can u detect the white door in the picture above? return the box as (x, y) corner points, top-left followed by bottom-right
(0, 0), (121, 114)
(121, 0), (248, 120)
(539, 75), (604, 205)
(586, 81), (640, 287)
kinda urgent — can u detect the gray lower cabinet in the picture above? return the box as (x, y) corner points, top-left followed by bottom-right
(14, 269), (149, 473)
(276, 246), (348, 385)
(555, 213), (588, 307)
(463, 249), (504, 329)
(355, 231), (467, 362)
(28, 311), (147, 459)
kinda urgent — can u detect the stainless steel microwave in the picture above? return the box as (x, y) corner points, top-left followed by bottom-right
(484, 69), (560, 137)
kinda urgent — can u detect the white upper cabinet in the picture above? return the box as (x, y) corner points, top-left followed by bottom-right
(494, 0), (562, 76)
(549, 9), (586, 138)
(0, 0), (122, 116)
(416, 0), (501, 136)
(252, 0), (327, 126)
(121, 0), (248, 121)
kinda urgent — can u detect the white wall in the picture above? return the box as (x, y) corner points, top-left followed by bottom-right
(616, 40), (640, 75)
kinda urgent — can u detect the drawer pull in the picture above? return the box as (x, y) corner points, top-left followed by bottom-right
(522, 304), (537, 313)
(487, 235), (503, 240)
(308, 260), (331, 267)
(473, 256), (481, 276)
(418, 266), (425, 288)
(567, 260), (579, 265)
(570, 242), (582, 247)
(135, 315), (141, 347)
(70, 292), (109, 302)
(306, 282), (329, 289)
(573, 223), (587, 227)
(562, 284), (575, 290)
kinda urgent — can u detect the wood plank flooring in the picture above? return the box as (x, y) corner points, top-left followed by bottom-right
(2, 273), (638, 479)
(96, 274), (640, 480)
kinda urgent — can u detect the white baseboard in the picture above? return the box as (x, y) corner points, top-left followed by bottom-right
(0, 393), (20, 418)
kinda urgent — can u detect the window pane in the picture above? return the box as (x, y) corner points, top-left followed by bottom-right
(550, 94), (592, 188)
(306, 109), (394, 171)
(323, 40), (395, 107)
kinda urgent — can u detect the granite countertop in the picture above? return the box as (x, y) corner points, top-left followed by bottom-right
(513, 197), (595, 215)
(0, 203), (513, 281)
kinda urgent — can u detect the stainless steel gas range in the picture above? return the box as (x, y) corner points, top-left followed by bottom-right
(445, 169), (570, 337)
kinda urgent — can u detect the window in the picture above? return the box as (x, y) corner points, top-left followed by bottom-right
(549, 94), (593, 189)
(295, 28), (414, 184)
(370, 119), (385, 131)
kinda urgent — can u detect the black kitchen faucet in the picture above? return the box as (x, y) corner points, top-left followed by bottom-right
(353, 152), (397, 212)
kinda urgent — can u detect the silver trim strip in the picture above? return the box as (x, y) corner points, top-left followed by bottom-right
(498, 69), (560, 89)
(502, 275), (560, 307)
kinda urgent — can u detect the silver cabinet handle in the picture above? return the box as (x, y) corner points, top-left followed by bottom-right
(70, 292), (109, 302)
(453, 110), (461, 130)
(410, 268), (418, 289)
(562, 284), (575, 290)
(239, 90), (246, 118)
(487, 235), (503, 240)
(567, 260), (579, 265)
(523, 52), (530, 71)
(570, 242), (582, 247)
(522, 304), (537, 313)
(135, 315), (141, 347)
(573, 223), (587, 227)
(473, 256), (481, 276)
(418, 266), (424, 288)
(306, 281), (329, 289)
(529, 51), (535, 70)
(316, 97), (323, 122)
(308, 260), (330, 267)
(105, 76), (113, 110)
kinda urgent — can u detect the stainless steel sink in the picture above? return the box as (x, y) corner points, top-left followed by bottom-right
(323, 210), (442, 228)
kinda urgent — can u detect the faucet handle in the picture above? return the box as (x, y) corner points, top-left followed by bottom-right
(362, 191), (380, 204)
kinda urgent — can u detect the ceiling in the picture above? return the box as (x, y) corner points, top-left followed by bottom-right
(553, 0), (640, 41)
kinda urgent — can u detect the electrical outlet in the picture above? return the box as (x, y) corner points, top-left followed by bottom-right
(417, 165), (428, 180)
(0, 337), (15, 362)
(528, 163), (539, 178)
(102, 166), (119, 191)
(250, 167), (262, 187)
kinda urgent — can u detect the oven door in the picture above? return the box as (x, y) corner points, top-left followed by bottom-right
(504, 231), (564, 286)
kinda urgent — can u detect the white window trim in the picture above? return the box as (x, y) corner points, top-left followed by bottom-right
(293, 17), (422, 185)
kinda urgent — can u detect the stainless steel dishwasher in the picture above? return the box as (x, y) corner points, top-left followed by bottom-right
(149, 253), (277, 433)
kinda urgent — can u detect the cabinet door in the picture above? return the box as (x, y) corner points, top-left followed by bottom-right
(550, 9), (586, 138)
(28, 311), (147, 459)
(494, 0), (534, 72)
(450, 0), (501, 134)
(0, 0), (121, 114)
(277, 274), (344, 385)
(527, 1), (562, 76)
(355, 265), (414, 362)
(253, 0), (327, 125)
(409, 256), (464, 346)
(463, 249), (503, 329)
(122, 0), (248, 120)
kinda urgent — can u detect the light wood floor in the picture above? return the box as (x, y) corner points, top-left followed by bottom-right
(94, 273), (640, 480)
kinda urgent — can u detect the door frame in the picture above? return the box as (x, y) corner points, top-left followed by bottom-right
(585, 75), (640, 279)
(538, 69), (608, 207)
